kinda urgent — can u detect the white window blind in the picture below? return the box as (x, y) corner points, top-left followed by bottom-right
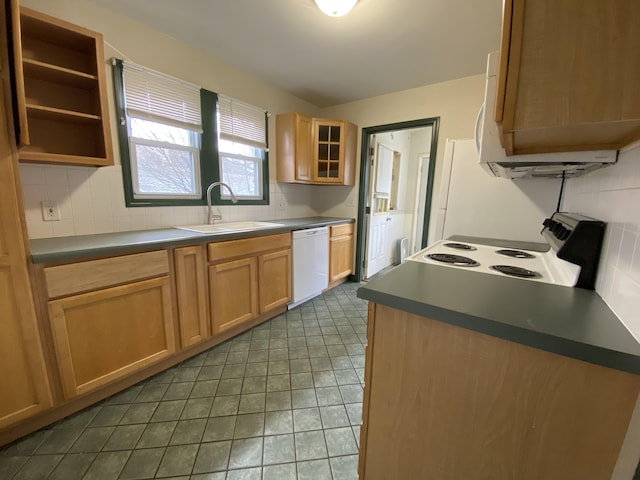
(218, 95), (267, 150)
(123, 62), (202, 132)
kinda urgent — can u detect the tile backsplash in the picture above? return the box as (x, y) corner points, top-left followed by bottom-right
(19, 164), (316, 239)
(563, 141), (640, 340)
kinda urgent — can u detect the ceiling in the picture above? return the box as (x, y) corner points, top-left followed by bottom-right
(90, 0), (503, 107)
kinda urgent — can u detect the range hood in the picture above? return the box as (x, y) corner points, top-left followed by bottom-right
(476, 52), (618, 179)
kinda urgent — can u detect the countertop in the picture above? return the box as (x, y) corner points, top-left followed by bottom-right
(357, 260), (640, 375)
(30, 216), (354, 263)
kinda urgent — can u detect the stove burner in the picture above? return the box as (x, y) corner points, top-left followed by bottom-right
(495, 249), (535, 259)
(443, 242), (477, 251)
(426, 253), (480, 267)
(490, 265), (542, 278)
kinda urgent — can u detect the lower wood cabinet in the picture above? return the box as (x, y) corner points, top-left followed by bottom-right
(208, 233), (291, 333)
(259, 249), (292, 313)
(49, 277), (175, 399)
(174, 245), (209, 348)
(0, 267), (52, 429)
(360, 303), (640, 480)
(209, 257), (259, 333)
(42, 250), (175, 400)
(329, 223), (354, 283)
(0, 77), (52, 428)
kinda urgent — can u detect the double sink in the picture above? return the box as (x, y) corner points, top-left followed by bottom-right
(175, 221), (285, 235)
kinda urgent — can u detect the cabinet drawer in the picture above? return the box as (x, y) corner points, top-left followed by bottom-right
(331, 223), (354, 238)
(44, 250), (169, 298)
(208, 233), (291, 262)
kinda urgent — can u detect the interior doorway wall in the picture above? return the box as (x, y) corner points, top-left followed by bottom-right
(411, 152), (431, 254)
(355, 117), (440, 282)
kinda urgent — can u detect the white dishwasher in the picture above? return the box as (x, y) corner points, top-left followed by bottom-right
(290, 226), (329, 308)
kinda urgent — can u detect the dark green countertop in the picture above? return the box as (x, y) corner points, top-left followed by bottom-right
(357, 261), (640, 375)
(30, 216), (354, 264)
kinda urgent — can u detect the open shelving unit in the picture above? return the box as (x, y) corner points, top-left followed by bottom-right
(11, 5), (113, 166)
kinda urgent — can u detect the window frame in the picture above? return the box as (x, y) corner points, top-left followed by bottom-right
(112, 59), (269, 207)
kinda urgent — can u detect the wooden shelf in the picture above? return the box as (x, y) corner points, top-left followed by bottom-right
(23, 58), (97, 89)
(19, 150), (112, 167)
(26, 104), (101, 124)
(11, 6), (113, 166)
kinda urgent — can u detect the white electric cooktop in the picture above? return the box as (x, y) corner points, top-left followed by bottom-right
(408, 240), (579, 286)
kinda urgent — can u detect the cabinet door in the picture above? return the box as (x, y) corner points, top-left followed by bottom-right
(497, 0), (640, 154)
(49, 277), (175, 399)
(174, 246), (209, 348)
(313, 119), (345, 183)
(295, 113), (313, 181)
(259, 249), (291, 313)
(276, 111), (312, 183)
(329, 234), (354, 283)
(0, 73), (52, 428)
(209, 257), (258, 333)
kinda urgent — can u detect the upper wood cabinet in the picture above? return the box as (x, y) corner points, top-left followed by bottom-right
(276, 112), (313, 183)
(276, 112), (357, 185)
(496, 0), (640, 155)
(9, 4), (114, 166)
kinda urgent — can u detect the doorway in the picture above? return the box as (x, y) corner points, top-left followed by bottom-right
(354, 117), (439, 282)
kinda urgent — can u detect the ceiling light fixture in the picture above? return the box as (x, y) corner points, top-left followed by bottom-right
(314, 0), (358, 17)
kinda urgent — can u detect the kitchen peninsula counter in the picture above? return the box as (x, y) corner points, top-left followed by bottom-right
(357, 260), (640, 375)
(357, 260), (640, 480)
(30, 216), (353, 263)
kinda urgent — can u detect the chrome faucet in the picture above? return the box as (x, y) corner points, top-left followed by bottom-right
(206, 181), (238, 224)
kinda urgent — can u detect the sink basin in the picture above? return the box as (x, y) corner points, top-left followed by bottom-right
(175, 221), (285, 234)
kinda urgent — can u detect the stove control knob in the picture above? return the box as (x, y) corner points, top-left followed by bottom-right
(560, 229), (571, 240)
(543, 218), (553, 228)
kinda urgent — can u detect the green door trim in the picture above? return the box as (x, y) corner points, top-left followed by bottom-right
(353, 117), (440, 282)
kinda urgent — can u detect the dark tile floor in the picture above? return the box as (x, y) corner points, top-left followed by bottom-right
(1, 282), (367, 479)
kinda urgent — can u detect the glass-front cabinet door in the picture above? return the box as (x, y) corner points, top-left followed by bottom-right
(313, 119), (345, 183)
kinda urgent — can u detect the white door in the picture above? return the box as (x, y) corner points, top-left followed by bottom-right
(365, 143), (394, 279)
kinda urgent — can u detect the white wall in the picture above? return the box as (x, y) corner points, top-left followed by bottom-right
(563, 141), (640, 340)
(19, 0), (320, 239)
(408, 128), (432, 251)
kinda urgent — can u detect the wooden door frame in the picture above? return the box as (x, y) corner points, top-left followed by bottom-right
(353, 117), (440, 282)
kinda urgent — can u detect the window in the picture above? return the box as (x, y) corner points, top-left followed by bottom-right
(112, 59), (269, 206)
(216, 95), (268, 201)
(129, 119), (200, 198)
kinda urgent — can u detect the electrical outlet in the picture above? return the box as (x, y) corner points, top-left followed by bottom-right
(41, 201), (60, 221)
